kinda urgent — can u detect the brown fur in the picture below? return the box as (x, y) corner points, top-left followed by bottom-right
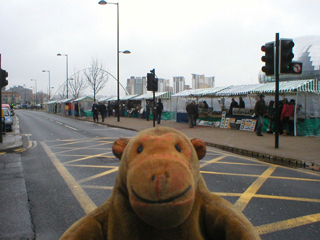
(60, 127), (261, 240)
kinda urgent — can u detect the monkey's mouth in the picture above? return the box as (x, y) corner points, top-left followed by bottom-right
(131, 185), (192, 204)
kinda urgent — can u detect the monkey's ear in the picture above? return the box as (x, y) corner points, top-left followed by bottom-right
(190, 138), (206, 160)
(112, 138), (130, 160)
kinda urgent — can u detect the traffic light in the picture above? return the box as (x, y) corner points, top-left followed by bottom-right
(0, 69), (8, 88)
(261, 42), (275, 76)
(280, 39), (294, 74)
(153, 78), (158, 92)
(147, 73), (155, 91)
(147, 69), (158, 91)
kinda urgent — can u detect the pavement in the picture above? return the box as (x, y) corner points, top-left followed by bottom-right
(0, 112), (319, 239)
(80, 115), (320, 171)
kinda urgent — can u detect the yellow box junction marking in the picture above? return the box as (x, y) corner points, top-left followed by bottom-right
(256, 212), (320, 235)
(234, 165), (277, 212)
(40, 142), (97, 214)
(40, 139), (320, 235)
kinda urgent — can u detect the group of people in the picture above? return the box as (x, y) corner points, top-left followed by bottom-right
(92, 99), (165, 124)
(186, 100), (211, 128)
(254, 95), (295, 136)
(229, 97), (245, 115)
(91, 101), (109, 122)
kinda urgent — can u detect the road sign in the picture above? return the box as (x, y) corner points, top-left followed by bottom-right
(293, 62), (302, 74)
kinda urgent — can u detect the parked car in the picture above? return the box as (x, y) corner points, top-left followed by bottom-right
(1, 103), (14, 116)
(2, 107), (13, 131)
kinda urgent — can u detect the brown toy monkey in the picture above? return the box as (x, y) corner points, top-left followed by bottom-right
(60, 127), (261, 240)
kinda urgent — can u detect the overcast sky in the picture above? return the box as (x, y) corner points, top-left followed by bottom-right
(1, 0), (319, 97)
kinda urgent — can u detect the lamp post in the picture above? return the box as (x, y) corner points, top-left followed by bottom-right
(57, 53), (69, 98)
(42, 70), (51, 100)
(23, 84), (26, 104)
(30, 79), (37, 105)
(98, 1), (131, 122)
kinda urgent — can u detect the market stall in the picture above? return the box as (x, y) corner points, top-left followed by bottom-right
(250, 79), (320, 136)
(71, 96), (94, 117)
(44, 100), (60, 113)
(133, 91), (172, 120)
(171, 80), (319, 136)
(107, 94), (140, 117)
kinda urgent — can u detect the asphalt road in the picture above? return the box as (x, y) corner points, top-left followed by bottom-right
(13, 110), (320, 239)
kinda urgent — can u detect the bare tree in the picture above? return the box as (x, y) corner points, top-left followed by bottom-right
(69, 70), (88, 99)
(36, 91), (48, 105)
(58, 84), (67, 99)
(84, 58), (108, 101)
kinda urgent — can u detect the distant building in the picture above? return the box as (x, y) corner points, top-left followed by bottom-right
(3, 85), (32, 104)
(167, 86), (173, 93)
(191, 74), (215, 89)
(1, 91), (21, 105)
(126, 76), (147, 95)
(173, 76), (185, 93)
(157, 78), (170, 92)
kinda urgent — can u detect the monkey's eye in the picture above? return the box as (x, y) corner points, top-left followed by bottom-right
(137, 145), (143, 154)
(175, 144), (182, 152)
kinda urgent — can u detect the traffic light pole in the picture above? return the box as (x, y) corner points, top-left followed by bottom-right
(152, 69), (156, 128)
(275, 33), (280, 148)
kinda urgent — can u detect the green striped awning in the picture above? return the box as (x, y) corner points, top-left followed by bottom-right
(250, 79), (319, 94)
(134, 91), (171, 100)
(108, 94), (140, 101)
(72, 96), (94, 102)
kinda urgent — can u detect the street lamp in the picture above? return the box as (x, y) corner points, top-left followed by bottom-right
(57, 53), (69, 98)
(98, 1), (131, 122)
(30, 79), (37, 105)
(42, 70), (51, 100)
(23, 84), (26, 104)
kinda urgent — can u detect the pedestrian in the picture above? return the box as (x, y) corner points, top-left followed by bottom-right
(92, 101), (99, 122)
(194, 102), (199, 126)
(108, 103), (113, 117)
(229, 98), (239, 115)
(186, 101), (197, 128)
(266, 100), (275, 133)
(280, 98), (294, 136)
(239, 97), (245, 108)
(289, 99), (295, 135)
(146, 101), (151, 121)
(254, 94), (267, 136)
(65, 104), (69, 115)
(155, 99), (163, 124)
(99, 102), (107, 122)
(75, 103), (79, 117)
(203, 101), (209, 109)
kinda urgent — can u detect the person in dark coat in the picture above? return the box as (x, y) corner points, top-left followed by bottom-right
(239, 97), (245, 108)
(92, 101), (99, 122)
(229, 98), (239, 115)
(108, 103), (113, 117)
(194, 102), (199, 126)
(99, 102), (107, 122)
(203, 101), (209, 109)
(266, 100), (275, 133)
(186, 101), (197, 128)
(254, 95), (267, 136)
(75, 103), (79, 117)
(155, 99), (163, 124)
